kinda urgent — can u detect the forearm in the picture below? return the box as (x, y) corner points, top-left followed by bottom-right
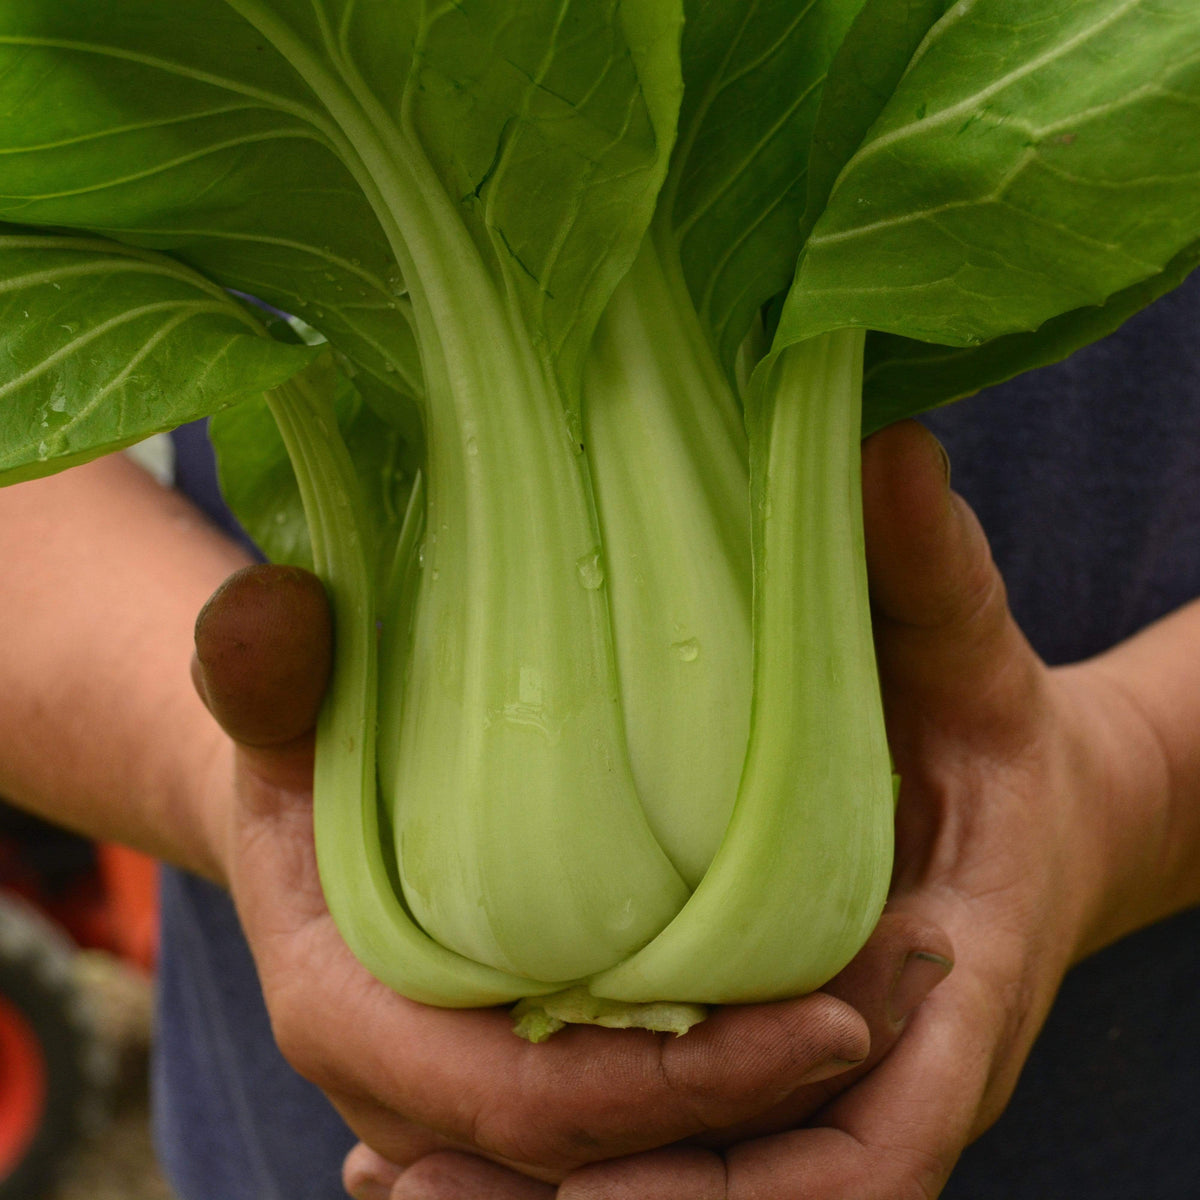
(0, 451), (250, 881)
(1062, 596), (1200, 959)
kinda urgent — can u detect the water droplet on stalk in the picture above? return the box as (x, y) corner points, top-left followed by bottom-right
(672, 638), (701, 662)
(576, 550), (604, 590)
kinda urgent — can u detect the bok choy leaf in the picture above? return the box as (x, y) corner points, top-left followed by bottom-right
(0, 0), (1197, 1035)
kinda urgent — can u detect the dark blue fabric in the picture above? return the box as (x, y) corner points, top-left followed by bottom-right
(170, 419), (263, 562)
(153, 871), (356, 1200)
(926, 268), (1200, 1199)
(156, 274), (1200, 1198)
(923, 270), (1200, 668)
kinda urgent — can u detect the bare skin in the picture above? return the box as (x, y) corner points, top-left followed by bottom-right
(0, 445), (948, 1190)
(342, 421), (1200, 1199)
(4, 421), (1194, 1198)
(190, 527), (951, 1183)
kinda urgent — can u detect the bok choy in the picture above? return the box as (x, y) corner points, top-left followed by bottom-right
(1, 0), (1198, 1037)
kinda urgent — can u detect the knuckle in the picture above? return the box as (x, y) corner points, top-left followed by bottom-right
(657, 1024), (746, 1121)
(263, 981), (338, 1089)
(872, 1140), (956, 1200)
(472, 1096), (612, 1169)
(472, 1045), (672, 1170)
(658, 1004), (845, 1129)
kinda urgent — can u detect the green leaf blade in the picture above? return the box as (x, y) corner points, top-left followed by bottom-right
(665, 0), (864, 371)
(0, 2), (422, 404)
(862, 236), (1200, 429)
(0, 231), (318, 482)
(779, 0), (1200, 347)
(386, 0), (683, 386)
(801, 0), (955, 247)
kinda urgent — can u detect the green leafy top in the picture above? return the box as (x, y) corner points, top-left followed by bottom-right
(776, 0), (1200, 415)
(1, 0), (1197, 490)
(1, 0), (1199, 1017)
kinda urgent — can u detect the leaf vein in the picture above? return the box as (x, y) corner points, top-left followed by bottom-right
(0, 299), (242, 401)
(2, 128), (331, 203)
(845, 0), (1144, 170)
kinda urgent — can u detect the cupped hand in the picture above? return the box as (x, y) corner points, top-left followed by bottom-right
(340, 909), (952, 1200)
(191, 562), (951, 1190)
(549, 420), (1171, 1199)
(360, 418), (1174, 1198)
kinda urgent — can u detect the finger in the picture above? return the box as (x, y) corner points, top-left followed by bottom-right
(861, 421), (1035, 721)
(797, 909), (953, 1112)
(341, 1126), (470, 1183)
(861, 420), (990, 631)
(390, 1153), (556, 1200)
(192, 562), (332, 749)
(723, 991), (991, 1200)
(299, 986), (875, 1176)
(561, 986), (989, 1200)
(690, 909), (953, 1148)
(344, 1144), (553, 1200)
(822, 909), (953, 1048)
(561, 1146), (726, 1200)
(344, 1143), (403, 1200)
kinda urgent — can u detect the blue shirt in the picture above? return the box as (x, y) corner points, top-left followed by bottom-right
(929, 271), (1200, 1199)
(159, 270), (1200, 1198)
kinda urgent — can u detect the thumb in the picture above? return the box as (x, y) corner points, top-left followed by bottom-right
(192, 563), (333, 788)
(862, 420), (1034, 718)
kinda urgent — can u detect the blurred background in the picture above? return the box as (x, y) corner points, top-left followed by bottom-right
(0, 805), (174, 1198)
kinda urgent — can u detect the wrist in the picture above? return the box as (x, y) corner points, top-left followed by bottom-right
(1053, 654), (1178, 962)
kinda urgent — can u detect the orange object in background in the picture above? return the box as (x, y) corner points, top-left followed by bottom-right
(94, 842), (159, 973)
(0, 990), (47, 1185)
(0, 807), (160, 974)
(0, 805), (162, 1197)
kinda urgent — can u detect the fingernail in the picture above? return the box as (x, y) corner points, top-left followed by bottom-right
(887, 950), (953, 1027)
(349, 1184), (390, 1200)
(799, 1054), (868, 1085)
(352, 1179), (398, 1200)
(932, 435), (951, 487)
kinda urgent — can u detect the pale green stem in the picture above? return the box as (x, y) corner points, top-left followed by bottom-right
(263, 365), (549, 1006)
(591, 329), (895, 1004)
(232, 6), (688, 989)
(380, 250), (689, 982)
(583, 233), (752, 886)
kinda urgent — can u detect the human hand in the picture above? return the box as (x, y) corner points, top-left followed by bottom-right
(354, 418), (1178, 1198)
(340, 907), (952, 1200)
(191, 564), (951, 1190)
(550, 421), (1175, 1198)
